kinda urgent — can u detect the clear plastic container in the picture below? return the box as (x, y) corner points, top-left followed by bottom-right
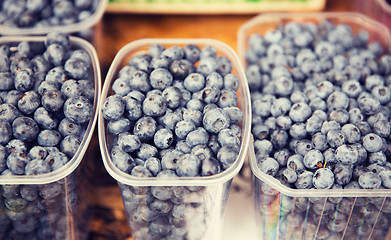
(0, 35), (101, 240)
(98, 38), (251, 240)
(353, 0), (391, 29)
(0, 0), (107, 39)
(238, 12), (391, 240)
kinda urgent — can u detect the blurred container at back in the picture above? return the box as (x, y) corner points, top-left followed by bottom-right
(0, 0), (107, 42)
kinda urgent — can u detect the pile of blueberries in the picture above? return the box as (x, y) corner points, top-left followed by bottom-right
(0, 32), (94, 239)
(0, 0), (100, 29)
(247, 19), (391, 239)
(102, 43), (243, 239)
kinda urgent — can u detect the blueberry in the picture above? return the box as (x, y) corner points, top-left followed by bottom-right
(123, 95), (142, 121)
(305, 116), (323, 135)
(197, 57), (219, 77)
(358, 172), (381, 189)
(182, 108), (203, 127)
(25, 159), (51, 176)
(183, 73), (205, 93)
(205, 72), (224, 89)
(118, 132), (141, 153)
(60, 135), (81, 158)
(144, 157), (161, 176)
(368, 151), (387, 165)
(45, 43), (66, 67)
(258, 157), (279, 176)
(254, 139), (273, 158)
(58, 118), (82, 137)
(142, 93), (167, 117)
(173, 120), (195, 140)
(270, 129), (289, 149)
(326, 91), (349, 111)
(223, 106), (243, 125)
(70, 49), (92, 66)
(379, 170), (391, 188)
(186, 98), (204, 111)
(357, 92), (381, 115)
(217, 144), (239, 170)
(63, 96), (93, 124)
(278, 167), (298, 185)
(133, 116), (157, 142)
(112, 77), (131, 96)
(294, 171), (313, 189)
(201, 157), (221, 176)
(354, 121), (372, 136)
(28, 146), (48, 161)
(216, 56), (232, 76)
(14, 68), (34, 92)
(160, 111), (182, 131)
(0, 72), (13, 91)
(245, 64), (262, 90)
(217, 128), (240, 147)
(0, 120), (12, 145)
(41, 90), (65, 112)
(61, 80), (82, 98)
(148, 44), (165, 58)
(270, 98), (291, 117)
(101, 95), (125, 121)
(289, 123), (307, 139)
(362, 133), (383, 152)
(169, 59), (193, 80)
(341, 123), (361, 143)
(64, 58), (89, 80)
(18, 91), (41, 115)
(160, 86), (182, 110)
(373, 119), (390, 138)
(183, 44), (200, 63)
(217, 89), (237, 108)
(12, 116), (39, 142)
(161, 46), (184, 61)
(6, 152), (28, 175)
(313, 168), (334, 189)
(107, 117), (131, 135)
(341, 80), (362, 98)
(176, 153), (201, 177)
(154, 128), (174, 149)
(161, 149), (182, 171)
(223, 73), (239, 91)
(37, 130), (62, 147)
(274, 76), (294, 96)
(45, 66), (67, 85)
(6, 139), (28, 154)
(126, 90), (146, 103)
(334, 144), (359, 165)
(203, 108), (230, 134)
(149, 68), (173, 90)
(311, 132), (327, 151)
(111, 145), (135, 173)
(303, 149), (324, 170)
(186, 127), (209, 148)
(326, 129), (346, 149)
(333, 162), (353, 186)
(289, 102), (312, 123)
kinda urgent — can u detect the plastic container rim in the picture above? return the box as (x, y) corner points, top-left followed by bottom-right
(239, 12), (391, 198)
(98, 38), (252, 187)
(0, 0), (107, 36)
(0, 35), (102, 185)
(377, 0), (391, 13)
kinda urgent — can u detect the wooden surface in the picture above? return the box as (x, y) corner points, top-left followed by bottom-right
(87, 0), (391, 239)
